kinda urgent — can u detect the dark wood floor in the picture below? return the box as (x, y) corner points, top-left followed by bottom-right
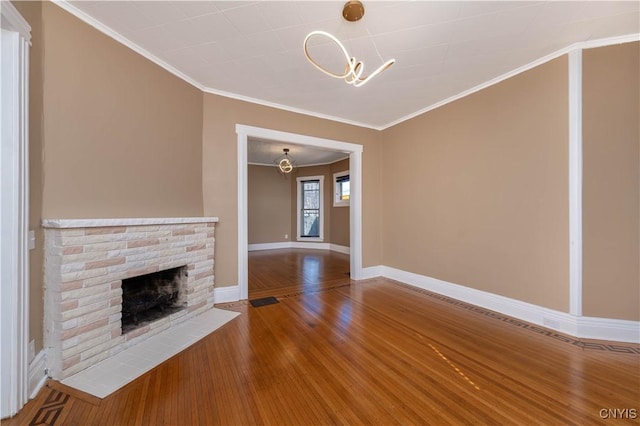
(6, 249), (639, 425)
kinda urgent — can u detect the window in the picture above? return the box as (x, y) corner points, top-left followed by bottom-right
(297, 176), (324, 241)
(333, 170), (350, 207)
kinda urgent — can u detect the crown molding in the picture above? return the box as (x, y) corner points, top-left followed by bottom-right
(248, 155), (349, 169)
(201, 86), (380, 130)
(1, 0), (32, 41)
(53, 0), (380, 131)
(52, 0), (206, 92)
(50, 1), (639, 132)
(381, 33), (640, 130)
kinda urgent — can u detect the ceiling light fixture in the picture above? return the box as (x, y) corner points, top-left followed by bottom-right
(275, 148), (294, 174)
(342, 0), (365, 22)
(303, 2), (395, 88)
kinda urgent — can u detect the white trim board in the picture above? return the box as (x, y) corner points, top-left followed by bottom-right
(208, 263), (639, 343)
(42, 217), (219, 229)
(568, 49), (583, 316)
(296, 175), (325, 242)
(237, 124), (363, 302)
(248, 242), (350, 255)
(1, 2), (31, 417)
(361, 266), (383, 280)
(381, 34), (640, 129)
(377, 266), (639, 344)
(214, 285), (240, 305)
(249, 155), (350, 169)
(50, 1), (378, 131)
(50, 2), (639, 131)
(28, 351), (47, 400)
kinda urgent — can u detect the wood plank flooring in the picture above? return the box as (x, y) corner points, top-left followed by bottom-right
(248, 248), (350, 299)
(5, 250), (639, 425)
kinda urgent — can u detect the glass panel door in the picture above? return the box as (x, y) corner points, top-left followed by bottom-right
(301, 180), (320, 237)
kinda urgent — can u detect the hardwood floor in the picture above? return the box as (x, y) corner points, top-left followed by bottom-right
(6, 250), (639, 425)
(248, 248), (350, 299)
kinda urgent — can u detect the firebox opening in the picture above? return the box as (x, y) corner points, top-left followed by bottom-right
(121, 265), (187, 335)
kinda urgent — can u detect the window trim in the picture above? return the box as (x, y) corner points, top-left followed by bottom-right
(296, 175), (324, 242)
(333, 170), (350, 207)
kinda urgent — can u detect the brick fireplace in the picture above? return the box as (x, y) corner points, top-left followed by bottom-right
(42, 217), (218, 379)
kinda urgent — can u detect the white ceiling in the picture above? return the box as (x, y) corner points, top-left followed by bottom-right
(248, 137), (349, 167)
(61, 1), (639, 130)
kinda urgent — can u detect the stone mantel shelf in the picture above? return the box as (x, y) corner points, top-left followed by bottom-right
(42, 216), (218, 379)
(42, 217), (219, 229)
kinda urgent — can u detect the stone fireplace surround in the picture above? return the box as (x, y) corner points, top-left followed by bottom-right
(42, 217), (218, 380)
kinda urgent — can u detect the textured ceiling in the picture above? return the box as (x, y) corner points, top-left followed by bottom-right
(248, 138), (349, 167)
(60, 1), (639, 129)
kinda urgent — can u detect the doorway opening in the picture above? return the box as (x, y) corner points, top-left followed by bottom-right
(236, 125), (363, 300)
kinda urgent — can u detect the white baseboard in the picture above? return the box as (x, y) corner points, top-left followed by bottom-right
(291, 241), (330, 250)
(248, 242), (291, 251)
(360, 265), (382, 280)
(380, 266), (640, 344)
(28, 350), (47, 399)
(329, 244), (350, 254)
(570, 315), (640, 343)
(214, 285), (240, 303)
(248, 241), (350, 254)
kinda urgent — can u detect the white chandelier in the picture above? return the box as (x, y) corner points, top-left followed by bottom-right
(303, 30), (395, 88)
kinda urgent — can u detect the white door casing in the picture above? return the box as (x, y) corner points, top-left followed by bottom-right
(237, 125), (363, 300)
(1, 2), (31, 418)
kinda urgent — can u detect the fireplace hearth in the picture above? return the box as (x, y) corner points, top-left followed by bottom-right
(42, 217), (218, 379)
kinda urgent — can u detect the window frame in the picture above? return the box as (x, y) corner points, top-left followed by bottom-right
(296, 175), (324, 242)
(333, 170), (350, 207)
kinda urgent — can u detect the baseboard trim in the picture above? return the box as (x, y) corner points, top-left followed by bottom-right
(571, 315), (640, 343)
(329, 244), (350, 255)
(380, 266), (639, 344)
(360, 265), (382, 280)
(248, 242), (291, 251)
(291, 242), (330, 250)
(248, 241), (350, 254)
(214, 285), (240, 303)
(28, 350), (47, 399)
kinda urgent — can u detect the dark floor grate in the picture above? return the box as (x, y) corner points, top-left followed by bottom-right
(249, 297), (279, 307)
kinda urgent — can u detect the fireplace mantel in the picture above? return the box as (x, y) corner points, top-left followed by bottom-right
(42, 217), (218, 379)
(42, 217), (219, 229)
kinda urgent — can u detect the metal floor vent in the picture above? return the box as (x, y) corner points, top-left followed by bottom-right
(249, 297), (279, 308)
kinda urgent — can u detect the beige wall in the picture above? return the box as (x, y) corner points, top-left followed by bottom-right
(330, 159), (351, 247)
(248, 165), (291, 244)
(41, 2), (204, 219)
(582, 42), (639, 321)
(13, 0), (45, 354)
(15, 2), (638, 358)
(248, 159), (350, 248)
(202, 94), (382, 287)
(13, 1), (205, 353)
(381, 57), (570, 312)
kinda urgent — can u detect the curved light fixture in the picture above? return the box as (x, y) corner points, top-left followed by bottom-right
(276, 148), (294, 174)
(303, 30), (395, 88)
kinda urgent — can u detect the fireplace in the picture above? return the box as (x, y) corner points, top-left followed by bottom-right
(42, 217), (218, 379)
(121, 266), (187, 334)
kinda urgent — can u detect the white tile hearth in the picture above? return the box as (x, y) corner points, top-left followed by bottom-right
(43, 218), (219, 379)
(61, 307), (239, 398)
